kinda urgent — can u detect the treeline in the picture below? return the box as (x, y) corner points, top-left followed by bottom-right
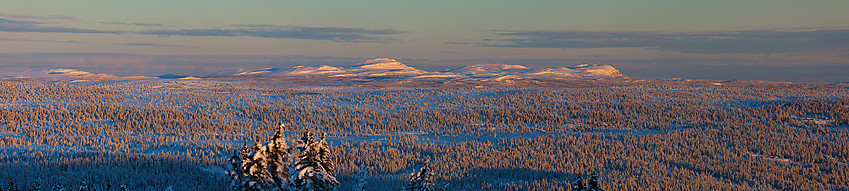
(2, 81), (847, 136)
(0, 151), (226, 190)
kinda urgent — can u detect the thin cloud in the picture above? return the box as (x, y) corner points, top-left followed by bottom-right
(465, 27), (849, 54)
(0, 18), (404, 42)
(100, 21), (166, 27)
(0, 18), (119, 34)
(0, 13), (77, 21)
(0, 37), (82, 43)
(119, 43), (199, 49)
(140, 25), (406, 42)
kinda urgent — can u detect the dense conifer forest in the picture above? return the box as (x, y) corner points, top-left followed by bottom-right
(0, 79), (847, 190)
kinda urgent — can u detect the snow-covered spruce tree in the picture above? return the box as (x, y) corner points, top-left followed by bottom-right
(77, 180), (87, 191)
(6, 178), (18, 191)
(267, 124), (294, 188)
(103, 180), (110, 191)
(354, 166), (368, 191)
(230, 123), (293, 191)
(50, 184), (65, 191)
(587, 172), (603, 191)
(406, 159), (437, 191)
(291, 130), (339, 191)
(227, 148), (247, 190)
(32, 178), (43, 191)
(571, 175), (585, 191)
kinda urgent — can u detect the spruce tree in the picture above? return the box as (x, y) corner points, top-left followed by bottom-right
(50, 184), (64, 191)
(230, 123), (293, 191)
(227, 148), (246, 190)
(587, 172), (603, 191)
(77, 180), (87, 191)
(354, 166), (368, 191)
(31, 178), (42, 191)
(406, 159), (436, 191)
(291, 130), (339, 191)
(248, 138), (271, 190)
(571, 175), (585, 191)
(266, 124), (293, 189)
(7, 178), (18, 191)
(241, 141), (266, 191)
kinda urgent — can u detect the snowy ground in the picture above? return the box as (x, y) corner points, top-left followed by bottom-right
(0, 78), (676, 164)
(0, 78), (818, 156)
(2, 77), (848, 190)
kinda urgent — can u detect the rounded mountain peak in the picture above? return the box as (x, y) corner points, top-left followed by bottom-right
(355, 58), (415, 70)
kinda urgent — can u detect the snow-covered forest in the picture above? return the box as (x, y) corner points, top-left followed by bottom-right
(1, 79), (848, 190)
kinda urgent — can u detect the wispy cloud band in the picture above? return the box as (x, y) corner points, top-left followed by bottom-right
(140, 25), (405, 42)
(100, 21), (166, 27)
(465, 28), (849, 54)
(0, 18), (118, 34)
(0, 17), (404, 42)
(0, 37), (81, 43)
(0, 13), (77, 21)
(119, 43), (198, 49)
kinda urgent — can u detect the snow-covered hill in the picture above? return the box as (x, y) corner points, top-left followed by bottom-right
(207, 58), (429, 78)
(523, 64), (626, 79)
(205, 69), (247, 77)
(440, 63), (625, 80)
(444, 64), (531, 78)
(285, 65), (346, 76)
(0, 69), (155, 81)
(1, 59), (626, 82)
(344, 58), (427, 77)
(210, 58), (627, 80)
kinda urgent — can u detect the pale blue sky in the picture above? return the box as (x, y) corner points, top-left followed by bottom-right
(1, 1), (848, 81)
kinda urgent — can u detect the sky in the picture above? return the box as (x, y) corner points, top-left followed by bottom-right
(1, 0), (848, 82)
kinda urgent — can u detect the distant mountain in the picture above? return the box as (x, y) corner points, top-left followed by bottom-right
(1, 68), (153, 81)
(0, 60), (625, 83)
(439, 63), (625, 80)
(523, 64), (626, 79)
(444, 64), (530, 77)
(157, 74), (189, 79)
(207, 58), (627, 80)
(284, 65), (346, 76)
(208, 58), (429, 78)
(234, 68), (289, 76)
(47, 68), (94, 77)
(205, 69), (247, 77)
(344, 58), (427, 77)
